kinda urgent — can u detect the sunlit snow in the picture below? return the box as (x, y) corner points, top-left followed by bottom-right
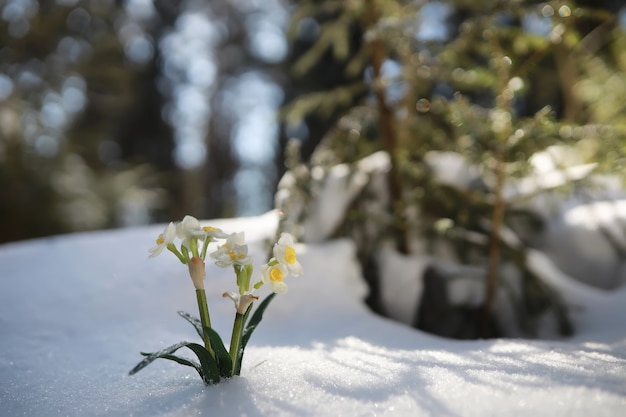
(1, 211), (625, 416)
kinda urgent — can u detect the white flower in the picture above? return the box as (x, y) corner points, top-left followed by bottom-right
(273, 233), (303, 276)
(210, 232), (252, 267)
(202, 226), (230, 240)
(261, 261), (289, 294)
(222, 292), (259, 314)
(148, 222), (176, 258)
(176, 215), (204, 249)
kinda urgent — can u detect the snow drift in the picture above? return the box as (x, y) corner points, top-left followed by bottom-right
(1, 211), (625, 416)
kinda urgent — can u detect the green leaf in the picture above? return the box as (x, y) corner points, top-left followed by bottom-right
(185, 342), (221, 385)
(129, 340), (222, 385)
(158, 354), (201, 370)
(129, 341), (190, 375)
(177, 310), (204, 340)
(130, 295), (275, 382)
(203, 326), (233, 378)
(139, 351), (201, 373)
(154, 354), (204, 379)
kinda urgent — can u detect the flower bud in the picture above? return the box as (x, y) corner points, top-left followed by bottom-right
(188, 256), (206, 290)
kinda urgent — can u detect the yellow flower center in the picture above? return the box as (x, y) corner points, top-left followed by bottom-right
(228, 250), (245, 260)
(203, 226), (218, 232)
(156, 236), (164, 244)
(285, 246), (297, 264)
(269, 266), (283, 282)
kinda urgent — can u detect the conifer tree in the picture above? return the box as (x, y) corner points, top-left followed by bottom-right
(281, 0), (626, 338)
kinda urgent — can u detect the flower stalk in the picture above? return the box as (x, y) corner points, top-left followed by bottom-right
(229, 312), (245, 375)
(195, 289), (214, 355)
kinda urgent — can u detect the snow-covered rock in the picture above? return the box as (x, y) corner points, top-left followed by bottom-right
(535, 199), (626, 289)
(302, 151), (390, 243)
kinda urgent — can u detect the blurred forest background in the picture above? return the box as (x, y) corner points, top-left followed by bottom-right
(1, 0), (625, 246)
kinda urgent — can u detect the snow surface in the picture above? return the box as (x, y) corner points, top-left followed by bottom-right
(1, 210), (626, 416)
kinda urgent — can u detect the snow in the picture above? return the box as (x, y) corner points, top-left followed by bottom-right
(1, 210), (626, 416)
(540, 200), (626, 289)
(300, 151), (390, 243)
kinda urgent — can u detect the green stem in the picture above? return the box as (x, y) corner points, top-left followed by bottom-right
(234, 265), (242, 293)
(200, 237), (210, 260)
(181, 246), (190, 263)
(242, 264), (253, 294)
(167, 244), (186, 264)
(229, 313), (245, 375)
(196, 289), (215, 358)
(190, 238), (199, 258)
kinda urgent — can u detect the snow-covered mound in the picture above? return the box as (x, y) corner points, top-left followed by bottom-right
(1, 211), (626, 416)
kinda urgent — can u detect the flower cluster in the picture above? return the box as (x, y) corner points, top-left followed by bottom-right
(132, 215), (304, 385)
(148, 215), (302, 296)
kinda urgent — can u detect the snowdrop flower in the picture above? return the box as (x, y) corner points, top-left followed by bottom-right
(273, 233), (303, 276)
(210, 232), (252, 267)
(202, 226), (230, 240)
(176, 215), (205, 256)
(199, 226), (229, 260)
(177, 215), (203, 236)
(223, 292), (259, 314)
(261, 260), (289, 294)
(176, 215), (205, 248)
(148, 222), (176, 258)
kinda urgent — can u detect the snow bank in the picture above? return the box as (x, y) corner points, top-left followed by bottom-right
(1, 211), (625, 416)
